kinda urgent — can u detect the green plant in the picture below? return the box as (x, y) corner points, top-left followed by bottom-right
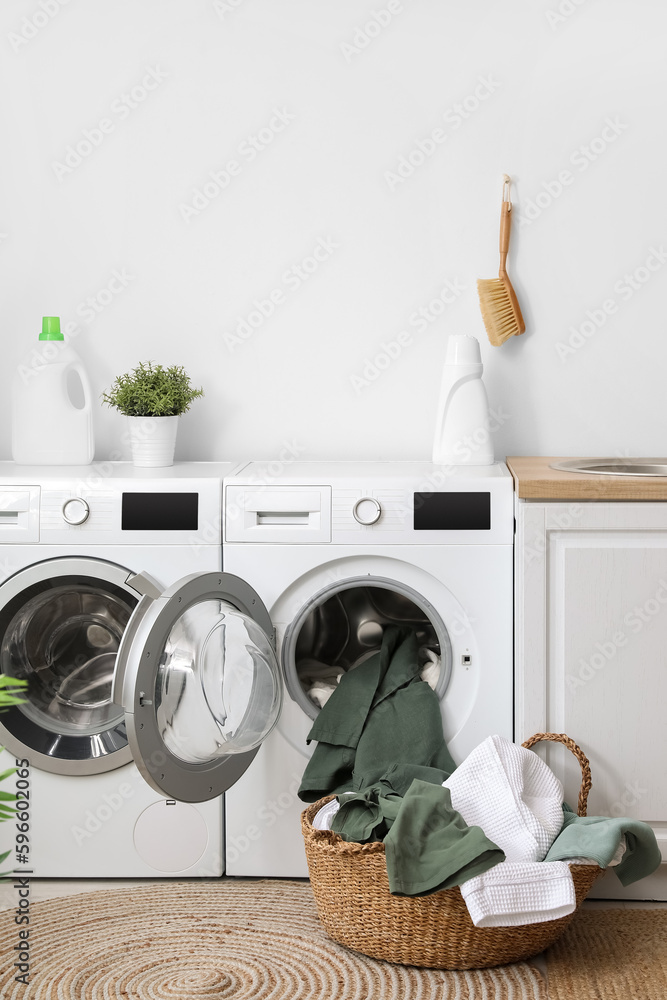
(0, 677), (27, 876)
(0, 676), (26, 713)
(102, 362), (204, 417)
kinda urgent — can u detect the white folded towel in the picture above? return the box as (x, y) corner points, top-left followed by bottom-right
(299, 658), (345, 687)
(443, 734), (564, 862)
(419, 648), (441, 691)
(308, 681), (339, 708)
(312, 798), (340, 831)
(461, 860), (576, 927)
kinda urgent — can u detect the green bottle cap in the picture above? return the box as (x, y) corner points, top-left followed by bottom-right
(39, 316), (64, 341)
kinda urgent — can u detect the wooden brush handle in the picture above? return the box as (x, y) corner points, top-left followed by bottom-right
(498, 201), (512, 277)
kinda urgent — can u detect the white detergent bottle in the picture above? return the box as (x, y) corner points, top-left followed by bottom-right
(12, 316), (94, 465)
(432, 334), (494, 466)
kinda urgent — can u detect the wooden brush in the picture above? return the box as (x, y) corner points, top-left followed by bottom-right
(477, 174), (525, 346)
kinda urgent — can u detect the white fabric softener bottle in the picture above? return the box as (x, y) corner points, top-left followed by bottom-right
(431, 334), (494, 466)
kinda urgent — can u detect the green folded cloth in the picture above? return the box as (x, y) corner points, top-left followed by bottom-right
(298, 626), (456, 803)
(544, 804), (662, 886)
(383, 780), (505, 896)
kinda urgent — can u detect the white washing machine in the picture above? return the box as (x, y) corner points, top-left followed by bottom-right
(222, 461), (515, 877)
(0, 461), (283, 879)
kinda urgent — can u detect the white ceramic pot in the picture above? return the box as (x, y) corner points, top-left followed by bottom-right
(127, 415), (179, 468)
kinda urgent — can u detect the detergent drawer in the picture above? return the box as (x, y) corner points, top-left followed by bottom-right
(225, 486), (332, 543)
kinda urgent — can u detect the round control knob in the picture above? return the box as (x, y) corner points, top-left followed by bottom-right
(62, 498), (90, 526)
(352, 497), (382, 526)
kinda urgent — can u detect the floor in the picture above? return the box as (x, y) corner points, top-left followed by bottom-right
(2, 880), (666, 994)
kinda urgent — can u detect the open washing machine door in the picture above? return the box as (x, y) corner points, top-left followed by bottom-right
(112, 571), (282, 802)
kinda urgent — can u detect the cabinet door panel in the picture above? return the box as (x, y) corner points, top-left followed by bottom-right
(549, 533), (667, 829)
(516, 502), (667, 873)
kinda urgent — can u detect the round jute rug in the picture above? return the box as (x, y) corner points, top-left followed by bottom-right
(546, 907), (667, 999)
(0, 880), (546, 999)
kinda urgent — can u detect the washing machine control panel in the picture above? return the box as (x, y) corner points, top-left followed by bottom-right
(226, 466), (513, 545)
(0, 468), (227, 546)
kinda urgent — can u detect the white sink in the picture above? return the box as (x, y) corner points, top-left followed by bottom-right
(550, 458), (667, 477)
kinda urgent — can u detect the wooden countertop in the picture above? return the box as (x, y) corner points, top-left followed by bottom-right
(506, 457), (667, 500)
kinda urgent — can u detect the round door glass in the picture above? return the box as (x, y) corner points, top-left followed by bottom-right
(1, 582), (134, 737)
(155, 599), (282, 764)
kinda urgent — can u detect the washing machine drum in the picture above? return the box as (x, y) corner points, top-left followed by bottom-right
(2, 582), (132, 737)
(0, 569), (138, 774)
(284, 578), (452, 720)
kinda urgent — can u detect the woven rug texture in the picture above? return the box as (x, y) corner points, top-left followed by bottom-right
(0, 879), (548, 999)
(546, 907), (667, 999)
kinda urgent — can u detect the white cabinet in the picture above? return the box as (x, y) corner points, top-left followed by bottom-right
(515, 500), (667, 899)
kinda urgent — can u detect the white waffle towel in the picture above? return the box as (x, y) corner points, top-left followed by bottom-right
(443, 735), (564, 862)
(461, 860), (576, 927)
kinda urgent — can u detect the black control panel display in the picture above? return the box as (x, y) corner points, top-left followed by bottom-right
(121, 493), (198, 531)
(413, 492), (491, 531)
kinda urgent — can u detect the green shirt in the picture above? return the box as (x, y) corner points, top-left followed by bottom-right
(331, 773), (505, 896)
(298, 626), (457, 803)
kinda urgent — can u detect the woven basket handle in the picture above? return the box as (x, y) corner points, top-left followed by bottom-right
(522, 732), (592, 817)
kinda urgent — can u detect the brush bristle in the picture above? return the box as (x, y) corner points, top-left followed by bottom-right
(477, 278), (524, 346)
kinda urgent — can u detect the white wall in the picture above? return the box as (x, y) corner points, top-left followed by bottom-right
(1, 0), (665, 466)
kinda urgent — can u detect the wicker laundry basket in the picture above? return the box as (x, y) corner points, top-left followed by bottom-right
(301, 733), (603, 970)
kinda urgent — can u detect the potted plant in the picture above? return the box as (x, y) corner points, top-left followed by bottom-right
(102, 362), (204, 468)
